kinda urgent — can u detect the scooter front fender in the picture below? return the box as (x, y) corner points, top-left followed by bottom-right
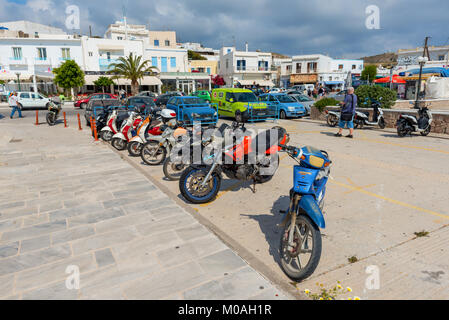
(112, 133), (125, 140)
(130, 136), (143, 143)
(101, 127), (112, 133)
(298, 195), (325, 229)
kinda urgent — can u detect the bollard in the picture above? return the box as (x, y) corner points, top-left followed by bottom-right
(35, 110), (39, 125)
(90, 117), (94, 135)
(63, 112), (67, 127)
(77, 114), (82, 130)
(92, 117), (99, 141)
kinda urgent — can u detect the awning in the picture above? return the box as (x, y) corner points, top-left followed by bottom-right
(0, 73), (16, 81)
(374, 75), (406, 84)
(84, 75), (162, 86)
(140, 76), (162, 86)
(324, 81), (344, 85)
(96, 44), (124, 50)
(237, 79), (275, 87)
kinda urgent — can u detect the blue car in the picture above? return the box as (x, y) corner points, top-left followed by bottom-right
(259, 93), (306, 119)
(166, 96), (218, 126)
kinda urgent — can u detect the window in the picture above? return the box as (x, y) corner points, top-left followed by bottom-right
(37, 48), (47, 60)
(12, 47), (22, 60)
(439, 55), (445, 61)
(307, 62), (317, 73)
(206, 67), (211, 74)
(161, 57), (167, 72)
(296, 63), (302, 73)
(20, 93), (30, 99)
(106, 52), (111, 60)
(227, 49), (231, 53)
(88, 52), (93, 57)
(170, 57), (176, 68)
(258, 61), (268, 71)
(61, 48), (71, 60)
(237, 59), (246, 71)
(226, 59), (229, 69)
(154, 40), (159, 46)
(329, 76), (332, 81)
(165, 40), (170, 46)
(286, 65), (291, 71)
(151, 57), (158, 67)
(352, 65), (356, 69)
(338, 64), (343, 70)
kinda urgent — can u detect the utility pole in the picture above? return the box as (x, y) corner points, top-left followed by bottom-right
(414, 36), (430, 109)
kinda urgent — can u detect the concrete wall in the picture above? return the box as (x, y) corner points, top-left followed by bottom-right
(311, 106), (449, 134)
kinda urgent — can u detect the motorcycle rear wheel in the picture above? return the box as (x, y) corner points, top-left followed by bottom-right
(163, 156), (186, 181)
(111, 138), (127, 151)
(326, 115), (338, 127)
(127, 141), (142, 157)
(179, 166), (221, 204)
(279, 214), (322, 282)
(141, 141), (167, 165)
(378, 118), (386, 129)
(397, 124), (407, 137)
(46, 113), (56, 126)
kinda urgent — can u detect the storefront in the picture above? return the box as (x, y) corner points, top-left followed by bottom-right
(159, 72), (211, 94)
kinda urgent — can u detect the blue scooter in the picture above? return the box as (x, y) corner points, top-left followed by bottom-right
(278, 144), (331, 282)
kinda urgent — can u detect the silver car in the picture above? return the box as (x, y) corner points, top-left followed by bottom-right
(288, 93), (314, 116)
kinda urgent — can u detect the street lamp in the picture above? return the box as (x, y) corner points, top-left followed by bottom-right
(414, 56), (428, 109)
(15, 72), (21, 91)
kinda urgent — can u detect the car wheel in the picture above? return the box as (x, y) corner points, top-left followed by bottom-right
(80, 103), (87, 109)
(280, 110), (287, 119)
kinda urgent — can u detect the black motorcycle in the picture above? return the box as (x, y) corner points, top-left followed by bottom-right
(396, 104), (433, 137)
(46, 101), (61, 126)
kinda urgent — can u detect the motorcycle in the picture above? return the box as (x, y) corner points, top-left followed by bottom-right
(277, 144), (331, 282)
(140, 119), (188, 166)
(325, 110), (340, 127)
(46, 100), (61, 126)
(162, 125), (216, 181)
(99, 109), (130, 142)
(353, 98), (386, 129)
(111, 111), (143, 151)
(396, 103), (433, 137)
(127, 112), (162, 157)
(178, 120), (289, 204)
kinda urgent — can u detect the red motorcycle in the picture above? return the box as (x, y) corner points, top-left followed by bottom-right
(179, 121), (289, 204)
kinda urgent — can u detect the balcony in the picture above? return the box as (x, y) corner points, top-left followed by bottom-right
(99, 58), (119, 71)
(234, 66), (271, 73)
(59, 57), (72, 61)
(9, 57), (28, 65)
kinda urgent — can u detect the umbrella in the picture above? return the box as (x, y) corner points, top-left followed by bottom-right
(374, 75), (406, 84)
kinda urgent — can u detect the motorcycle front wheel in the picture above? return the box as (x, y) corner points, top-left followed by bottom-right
(420, 125), (431, 136)
(100, 130), (113, 142)
(163, 156), (187, 181)
(326, 115), (338, 127)
(141, 141), (167, 165)
(46, 113), (56, 126)
(127, 141), (142, 157)
(279, 214), (322, 282)
(397, 123), (407, 137)
(378, 118), (386, 129)
(179, 166), (221, 204)
(111, 138), (127, 151)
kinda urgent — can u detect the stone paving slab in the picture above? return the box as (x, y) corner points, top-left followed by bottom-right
(0, 117), (289, 300)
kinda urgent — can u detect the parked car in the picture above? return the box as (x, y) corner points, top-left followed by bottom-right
(126, 96), (161, 116)
(290, 84), (315, 92)
(74, 93), (118, 109)
(328, 90), (348, 102)
(211, 88), (272, 122)
(259, 93), (306, 119)
(84, 98), (121, 126)
(136, 91), (158, 99)
(191, 90), (211, 102)
(166, 96), (217, 125)
(288, 93), (315, 116)
(154, 92), (183, 107)
(16, 92), (52, 109)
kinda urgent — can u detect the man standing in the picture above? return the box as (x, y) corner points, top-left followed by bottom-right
(335, 87), (357, 138)
(9, 92), (23, 119)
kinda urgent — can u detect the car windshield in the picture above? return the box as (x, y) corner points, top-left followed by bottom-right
(276, 95), (296, 103)
(298, 95), (312, 101)
(232, 92), (258, 103)
(182, 97), (207, 105)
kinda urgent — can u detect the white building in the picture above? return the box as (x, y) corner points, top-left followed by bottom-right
(396, 45), (449, 73)
(0, 33), (82, 93)
(0, 21), (66, 37)
(218, 46), (275, 88)
(287, 54), (363, 90)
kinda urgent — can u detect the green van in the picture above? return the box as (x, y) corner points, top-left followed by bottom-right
(211, 88), (269, 122)
(191, 90), (211, 102)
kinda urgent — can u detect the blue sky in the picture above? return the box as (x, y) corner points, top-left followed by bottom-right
(2, 0), (448, 58)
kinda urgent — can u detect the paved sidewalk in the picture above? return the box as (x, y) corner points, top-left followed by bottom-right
(0, 118), (289, 300)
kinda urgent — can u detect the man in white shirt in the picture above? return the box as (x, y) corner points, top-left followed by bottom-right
(9, 92), (23, 119)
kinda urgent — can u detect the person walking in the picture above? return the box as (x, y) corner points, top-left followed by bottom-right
(335, 87), (357, 138)
(9, 92), (23, 119)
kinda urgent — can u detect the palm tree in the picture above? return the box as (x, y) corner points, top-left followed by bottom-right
(108, 53), (159, 95)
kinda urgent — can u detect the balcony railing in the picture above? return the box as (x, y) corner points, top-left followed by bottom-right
(235, 66), (271, 73)
(9, 57), (27, 64)
(99, 58), (119, 65)
(59, 57), (72, 61)
(35, 57), (51, 65)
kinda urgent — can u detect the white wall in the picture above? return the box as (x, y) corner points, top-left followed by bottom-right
(144, 47), (188, 73)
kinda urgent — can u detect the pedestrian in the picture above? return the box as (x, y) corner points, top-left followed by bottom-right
(335, 87), (357, 138)
(9, 92), (23, 119)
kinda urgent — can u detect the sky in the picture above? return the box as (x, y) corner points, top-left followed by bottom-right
(1, 0), (449, 58)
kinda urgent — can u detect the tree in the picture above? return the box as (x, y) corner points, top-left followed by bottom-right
(109, 53), (158, 95)
(361, 65), (377, 83)
(53, 60), (85, 97)
(188, 50), (207, 60)
(355, 85), (397, 109)
(93, 76), (114, 93)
